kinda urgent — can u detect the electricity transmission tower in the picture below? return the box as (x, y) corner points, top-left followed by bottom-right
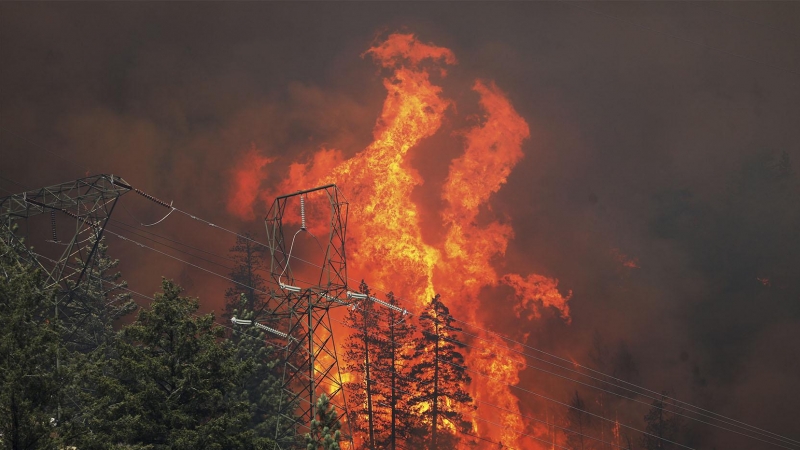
(231, 184), (355, 447)
(0, 174), (133, 339)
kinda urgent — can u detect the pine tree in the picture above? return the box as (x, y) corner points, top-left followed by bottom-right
(565, 391), (590, 450)
(342, 281), (382, 448)
(74, 279), (271, 449)
(0, 239), (64, 450)
(224, 233), (269, 320)
(372, 291), (417, 450)
(641, 393), (680, 450)
(65, 236), (137, 353)
(230, 294), (298, 448)
(54, 237), (140, 445)
(305, 393), (342, 450)
(408, 294), (474, 450)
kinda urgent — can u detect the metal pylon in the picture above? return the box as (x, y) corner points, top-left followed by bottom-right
(249, 184), (354, 446)
(0, 174), (132, 343)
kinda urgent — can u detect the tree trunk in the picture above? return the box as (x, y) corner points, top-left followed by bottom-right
(390, 310), (397, 450)
(432, 321), (440, 450)
(365, 307), (375, 449)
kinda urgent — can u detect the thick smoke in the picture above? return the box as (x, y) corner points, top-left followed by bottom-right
(2, 2), (799, 447)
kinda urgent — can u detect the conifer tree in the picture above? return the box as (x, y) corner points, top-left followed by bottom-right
(75, 279), (271, 449)
(641, 393), (680, 450)
(224, 234), (269, 320)
(305, 393), (342, 450)
(55, 236), (139, 445)
(66, 236), (136, 353)
(230, 294), (298, 448)
(0, 239), (64, 450)
(372, 291), (417, 450)
(342, 281), (382, 448)
(408, 294), (474, 450)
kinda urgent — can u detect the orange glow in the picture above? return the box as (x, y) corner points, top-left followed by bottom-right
(228, 32), (571, 448)
(502, 273), (572, 323)
(611, 247), (640, 269)
(227, 144), (273, 220)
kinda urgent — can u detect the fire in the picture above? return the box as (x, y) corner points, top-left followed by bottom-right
(611, 247), (640, 270)
(227, 144), (273, 220)
(228, 32), (571, 448)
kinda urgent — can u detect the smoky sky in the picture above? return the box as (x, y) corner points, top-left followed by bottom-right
(1, 2), (799, 447)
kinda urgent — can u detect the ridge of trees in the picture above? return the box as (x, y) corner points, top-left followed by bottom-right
(1, 224), (694, 450)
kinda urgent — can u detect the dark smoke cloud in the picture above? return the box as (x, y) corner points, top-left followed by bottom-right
(2, 2), (799, 446)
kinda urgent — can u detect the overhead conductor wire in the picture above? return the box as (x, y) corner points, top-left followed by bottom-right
(61, 185), (800, 449)
(101, 223), (690, 450)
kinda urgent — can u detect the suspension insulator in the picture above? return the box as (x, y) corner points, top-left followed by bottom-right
(49, 210), (58, 242)
(300, 195), (306, 230)
(133, 188), (172, 209)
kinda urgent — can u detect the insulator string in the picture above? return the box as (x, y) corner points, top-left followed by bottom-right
(133, 188), (172, 209)
(48, 210), (59, 243)
(300, 194), (306, 230)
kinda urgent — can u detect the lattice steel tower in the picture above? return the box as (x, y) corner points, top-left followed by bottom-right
(231, 184), (354, 447)
(0, 174), (132, 345)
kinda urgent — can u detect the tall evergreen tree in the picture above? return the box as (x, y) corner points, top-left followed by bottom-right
(342, 281), (382, 449)
(224, 234), (269, 320)
(0, 239), (64, 450)
(74, 279), (272, 450)
(641, 393), (680, 450)
(372, 292), (416, 450)
(230, 294), (298, 448)
(66, 236), (137, 353)
(408, 294), (474, 450)
(305, 394), (342, 450)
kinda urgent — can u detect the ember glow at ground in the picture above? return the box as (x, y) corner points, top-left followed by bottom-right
(2, 2), (799, 448)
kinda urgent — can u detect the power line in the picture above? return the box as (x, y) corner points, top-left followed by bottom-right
(370, 380), (571, 450)
(31, 211), (797, 449)
(445, 328), (798, 449)
(448, 315), (800, 448)
(122, 200), (800, 448)
(330, 316), (694, 450)
(10, 176), (790, 448)
(106, 221), (235, 272)
(448, 322), (800, 448)
(97, 224), (658, 448)
(110, 216), (237, 263)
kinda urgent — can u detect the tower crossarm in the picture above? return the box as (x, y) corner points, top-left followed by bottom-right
(0, 174), (132, 219)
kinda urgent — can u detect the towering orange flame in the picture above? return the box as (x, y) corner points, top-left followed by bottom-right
(228, 32), (571, 448)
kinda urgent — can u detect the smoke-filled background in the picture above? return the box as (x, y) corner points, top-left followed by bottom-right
(1, 2), (799, 447)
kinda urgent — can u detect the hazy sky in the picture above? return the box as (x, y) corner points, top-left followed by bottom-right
(2, 2), (799, 447)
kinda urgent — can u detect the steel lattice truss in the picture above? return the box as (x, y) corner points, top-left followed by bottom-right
(0, 174), (131, 341)
(262, 184), (354, 445)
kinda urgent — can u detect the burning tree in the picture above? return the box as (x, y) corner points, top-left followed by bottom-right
(408, 294), (474, 450)
(343, 284), (419, 450)
(226, 32), (573, 447)
(343, 281), (383, 448)
(372, 291), (417, 450)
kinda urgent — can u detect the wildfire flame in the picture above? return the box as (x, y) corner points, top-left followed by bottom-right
(228, 32), (571, 448)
